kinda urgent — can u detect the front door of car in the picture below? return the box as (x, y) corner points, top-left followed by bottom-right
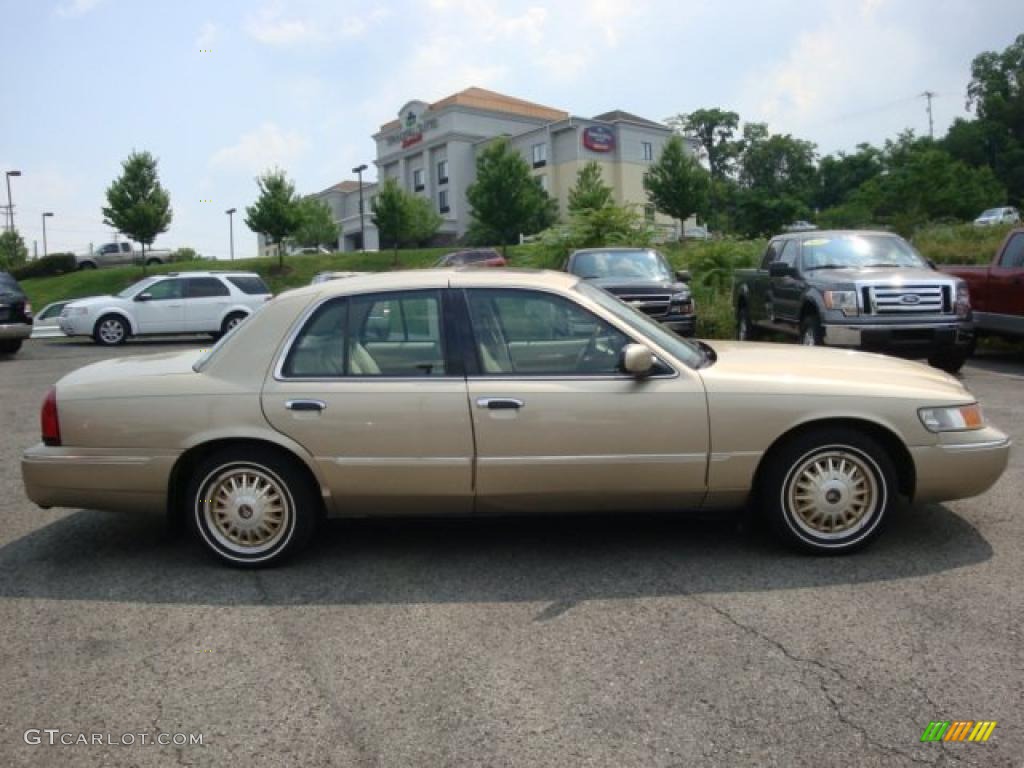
(989, 232), (1023, 316)
(771, 239), (803, 321)
(134, 278), (185, 332)
(460, 287), (709, 513)
(262, 288), (475, 515)
(183, 276), (231, 332)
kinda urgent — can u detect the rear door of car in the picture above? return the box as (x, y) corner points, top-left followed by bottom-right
(261, 287), (475, 515)
(457, 285), (708, 513)
(183, 276), (231, 331)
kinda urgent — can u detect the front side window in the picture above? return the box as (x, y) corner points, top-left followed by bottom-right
(185, 277), (230, 298)
(778, 239), (799, 267)
(999, 233), (1024, 268)
(144, 279), (182, 300)
(466, 289), (631, 376)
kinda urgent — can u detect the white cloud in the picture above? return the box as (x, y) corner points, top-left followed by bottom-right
(53, 0), (103, 18)
(195, 22), (218, 51)
(211, 124), (309, 174)
(245, 8), (313, 46)
(245, 3), (392, 46)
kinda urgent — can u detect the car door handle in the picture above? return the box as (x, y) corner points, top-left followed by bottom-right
(476, 397), (525, 410)
(285, 399), (327, 412)
(167, 303), (183, 308)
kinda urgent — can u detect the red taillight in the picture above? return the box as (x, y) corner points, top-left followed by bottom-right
(41, 387), (61, 446)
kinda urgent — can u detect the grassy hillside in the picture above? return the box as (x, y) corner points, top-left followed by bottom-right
(912, 222), (1014, 264)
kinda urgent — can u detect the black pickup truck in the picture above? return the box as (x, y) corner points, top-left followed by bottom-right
(733, 230), (974, 372)
(0, 272), (33, 355)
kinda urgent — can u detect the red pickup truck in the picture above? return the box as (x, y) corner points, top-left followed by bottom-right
(944, 228), (1024, 341)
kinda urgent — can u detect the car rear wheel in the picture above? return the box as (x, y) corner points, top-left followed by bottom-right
(0, 339), (23, 354)
(928, 348), (969, 374)
(222, 312), (247, 335)
(93, 315), (128, 346)
(78, 262), (96, 270)
(146, 258), (161, 266)
(799, 313), (824, 346)
(759, 427), (896, 554)
(187, 447), (317, 567)
(736, 303), (760, 341)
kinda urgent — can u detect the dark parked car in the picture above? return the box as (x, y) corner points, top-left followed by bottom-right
(943, 227), (1024, 343)
(434, 249), (506, 268)
(733, 230), (973, 372)
(0, 271), (33, 355)
(564, 247), (695, 336)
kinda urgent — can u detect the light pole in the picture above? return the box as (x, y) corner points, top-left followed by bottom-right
(225, 208), (236, 260)
(42, 212), (53, 258)
(5, 170), (21, 232)
(352, 164), (368, 252)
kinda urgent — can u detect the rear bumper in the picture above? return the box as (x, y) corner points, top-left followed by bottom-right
(0, 322), (32, 341)
(823, 321), (973, 352)
(21, 444), (178, 513)
(910, 427), (1011, 504)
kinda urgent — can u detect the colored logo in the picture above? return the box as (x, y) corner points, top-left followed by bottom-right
(920, 721), (997, 743)
(405, 110), (417, 127)
(899, 294), (922, 305)
(583, 125), (616, 152)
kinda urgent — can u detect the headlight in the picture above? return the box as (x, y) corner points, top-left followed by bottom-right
(919, 404), (984, 432)
(67, 307), (89, 316)
(671, 292), (690, 302)
(954, 282), (970, 318)
(822, 290), (859, 316)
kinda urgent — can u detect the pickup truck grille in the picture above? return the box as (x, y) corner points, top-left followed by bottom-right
(866, 285), (949, 315)
(619, 294), (671, 317)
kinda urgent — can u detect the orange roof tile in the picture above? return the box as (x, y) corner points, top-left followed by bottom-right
(379, 87), (567, 132)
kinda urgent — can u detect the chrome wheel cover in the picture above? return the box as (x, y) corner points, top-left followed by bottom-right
(201, 466), (291, 554)
(785, 448), (880, 540)
(98, 318), (124, 344)
(226, 315), (244, 330)
(737, 315), (748, 340)
(801, 328), (818, 345)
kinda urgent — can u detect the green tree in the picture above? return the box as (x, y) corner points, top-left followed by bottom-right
(568, 161), (613, 213)
(466, 138), (556, 254)
(169, 247), (200, 262)
(403, 195), (442, 248)
(101, 150), (172, 276)
(733, 123), (817, 236)
(668, 108), (741, 179)
(815, 143), (884, 210)
(294, 197), (340, 250)
(245, 169), (301, 270)
(0, 230), (29, 270)
(643, 135), (710, 237)
(371, 178), (410, 265)
(536, 203), (653, 266)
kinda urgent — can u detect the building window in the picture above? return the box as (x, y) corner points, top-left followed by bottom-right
(413, 168), (424, 191)
(644, 204), (656, 222)
(536, 174), (548, 192)
(439, 189), (450, 214)
(532, 143), (547, 168)
(642, 142), (654, 161)
(437, 160), (449, 185)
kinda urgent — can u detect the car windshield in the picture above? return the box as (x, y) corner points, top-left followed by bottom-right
(800, 234), (927, 270)
(115, 277), (159, 298)
(575, 281), (705, 369)
(570, 250), (673, 281)
(980, 208), (1001, 217)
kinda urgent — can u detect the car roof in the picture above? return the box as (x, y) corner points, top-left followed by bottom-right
(570, 246), (659, 254)
(285, 267), (579, 300)
(162, 271), (262, 278)
(771, 229), (898, 241)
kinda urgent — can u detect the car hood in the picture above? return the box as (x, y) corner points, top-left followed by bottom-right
(698, 341), (970, 401)
(804, 266), (948, 284)
(586, 277), (688, 295)
(58, 348), (207, 396)
(66, 295), (126, 309)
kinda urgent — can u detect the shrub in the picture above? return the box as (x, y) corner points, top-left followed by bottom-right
(169, 247), (201, 262)
(11, 252), (78, 280)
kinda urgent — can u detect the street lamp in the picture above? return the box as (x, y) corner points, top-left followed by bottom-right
(42, 212), (53, 258)
(225, 208), (236, 260)
(352, 164), (368, 252)
(5, 170), (21, 233)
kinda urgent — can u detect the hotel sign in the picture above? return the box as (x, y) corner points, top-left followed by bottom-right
(387, 110), (439, 149)
(583, 125), (616, 152)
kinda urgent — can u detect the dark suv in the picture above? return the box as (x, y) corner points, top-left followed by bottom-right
(0, 272), (32, 355)
(564, 247), (695, 336)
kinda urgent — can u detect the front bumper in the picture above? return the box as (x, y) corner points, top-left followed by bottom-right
(0, 322), (32, 341)
(22, 443), (178, 513)
(659, 314), (697, 336)
(911, 426), (1011, 504)
(822, 321), (973, 352)
(58, 315), (92, 336)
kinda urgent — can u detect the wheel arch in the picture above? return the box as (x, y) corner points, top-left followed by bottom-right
(94, 309), (138, 336)
(218, 306), (251, 327)
(167, 435), (329, 525)
(752, 417), (916, 502)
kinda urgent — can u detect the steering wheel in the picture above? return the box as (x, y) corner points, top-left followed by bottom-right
(574, 325), (602, 369)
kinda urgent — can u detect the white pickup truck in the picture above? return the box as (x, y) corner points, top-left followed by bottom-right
(76, 241), (172, 270)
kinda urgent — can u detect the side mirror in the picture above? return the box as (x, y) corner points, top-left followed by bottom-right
(768, 262), (796, 278)
(675, 269), (692, 283)
(926, 259), (937, 270)
(621, 343), (655, 377)
(135, 292), (152, 302)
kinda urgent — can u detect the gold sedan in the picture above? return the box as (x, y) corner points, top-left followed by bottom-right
(22, 269), (1011, 566)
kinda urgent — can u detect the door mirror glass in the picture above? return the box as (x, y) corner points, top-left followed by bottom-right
(621, 343), (655, 376)
(135, 292), (152, 302)
(768, 262), (795, 278)
(675, 269), (692, 283)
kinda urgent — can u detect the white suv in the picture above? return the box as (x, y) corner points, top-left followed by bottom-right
(59, 271), (272, 346)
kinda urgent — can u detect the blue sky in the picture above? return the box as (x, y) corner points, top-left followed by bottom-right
(1, 0), (1020, 257)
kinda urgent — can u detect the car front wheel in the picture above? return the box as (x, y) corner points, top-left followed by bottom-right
(760, 427), (896, 554)
(928, 348), (969, 374)
(0, 339), (23, 354)
(736, 303), (759, 341)
(94, 315), (128, 345)
(187, 447), (318, 567)
(799, 313), (824, 346)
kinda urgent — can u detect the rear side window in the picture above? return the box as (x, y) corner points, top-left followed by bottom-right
(998, 233), (1024, 268)
(227, 276), (271, 294)
(185, 277), (230, 298)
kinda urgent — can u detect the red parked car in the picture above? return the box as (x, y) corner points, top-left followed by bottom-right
(433, 249), (506, 268)
(943, 227), (1024, 343)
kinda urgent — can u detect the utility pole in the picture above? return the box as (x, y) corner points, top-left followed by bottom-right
(922, 91), (936, 140)
(225, 208), (236, 260)
(352, 164), (368, 252)
(42, 212), (53, 257)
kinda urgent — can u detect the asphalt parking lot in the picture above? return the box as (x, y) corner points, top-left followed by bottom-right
(0, 337), (1021, 767)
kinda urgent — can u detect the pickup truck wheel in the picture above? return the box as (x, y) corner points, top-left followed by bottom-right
(188, 447), (317, 568)
(799, 314), (824, 346)
(760, 427), (895, 554)
(146, 258), (161, 266)
(93, 314), (129, 345)
(0, 339), (23, 354)
(78, 262), (96, 270)
(736, 304), (760, 341)
(928, 348), (969, 374)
